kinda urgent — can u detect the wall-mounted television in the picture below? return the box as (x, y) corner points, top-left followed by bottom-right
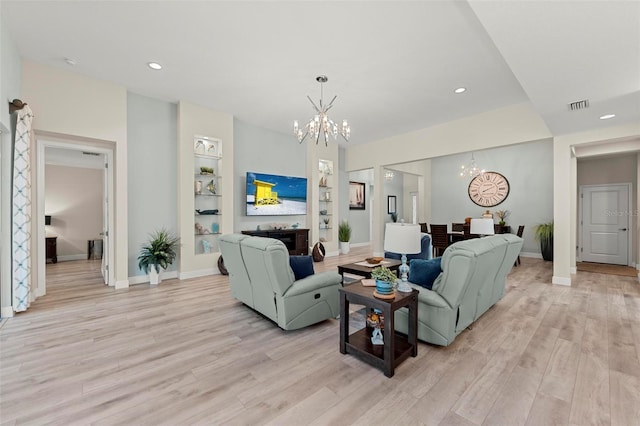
(246, 172), (307, 216)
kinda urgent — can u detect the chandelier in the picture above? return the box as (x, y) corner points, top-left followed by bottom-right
(384, 170), (394, 181)
(459, 152), (485, 178)
(293, 75), (350, 146)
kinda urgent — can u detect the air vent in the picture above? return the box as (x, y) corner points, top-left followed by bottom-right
(568, 99), (589, 111)
(82, 151), (100, 156)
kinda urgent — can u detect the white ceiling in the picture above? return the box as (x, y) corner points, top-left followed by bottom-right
(3, 1), (639, 146)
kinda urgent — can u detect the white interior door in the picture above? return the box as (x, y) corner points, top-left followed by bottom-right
(101, 157), (109, 285)
(580, 184), (630, 265)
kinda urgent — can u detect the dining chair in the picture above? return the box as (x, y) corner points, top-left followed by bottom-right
(515, 225), (525, 266)
(430, 224), (449, 257)
(419, 222), (429, 233)
(451, 222), (464, 232)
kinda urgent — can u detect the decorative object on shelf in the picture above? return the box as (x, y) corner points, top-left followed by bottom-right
(194, 180), (203, 194)
(470, 218), (495, 237)
(319, 159), (333, 175)
(338, 220), (352, 254)
(272, 223), (288, 230)
(202, 239), (212, 253)
(371, 327), (384, 345)
(366, 257), (384, 265)
(387, 195), (397, 214)
(319, 175), (327, 187)
(293, 75), (350, 146)
(212, 223), (219, 234)
(194, 139), (205, 155)
(324, 192), (331, 201)
(459, 152), (485, 178)
(207, 179), (216, 194)
(291, 222), (300, 229)
(349, 181), (365, 210)
(390, 212), (398, 222)
(384, 170), (394, 181)
(367, 309), (385, 345)
(468, 171), (510, 207)
(200, 166), (214, 175)
(312, 242), (325, 262)
(195, 209), (218, 215)
(206, 144), (217, 156)
(195, 222), (210, 235)
(383, 223), (421, 293)
(319, 209), (327, 215)
(137, 228), (180, 285)
(323, 218), (330, 229)
(482, 210), (493, 218)
(371, 265), (398, 299)
(534, 221), (554, 261)
(495, 209), (510, 226)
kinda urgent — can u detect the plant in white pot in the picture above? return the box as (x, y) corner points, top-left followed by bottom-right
(338, 220), (352, 254)
(137, 228), (179, 285)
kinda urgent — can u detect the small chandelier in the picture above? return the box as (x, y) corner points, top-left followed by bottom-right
(459, 152), (485, 178)
(384, 170), (394, 181)
(293, 75), (350, 146)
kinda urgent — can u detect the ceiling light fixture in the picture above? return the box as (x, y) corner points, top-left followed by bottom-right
(454, 87), (467, 94)
(64, 58), (77, 66)
(459, 152), (485, 178)
(599, 113), (616, 120)
(147, 62), (163, 70)
(293, 75), (350, 146)
(385, 170), (395, 181)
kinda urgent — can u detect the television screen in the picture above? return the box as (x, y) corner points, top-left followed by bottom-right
(246, 172), (308, 216)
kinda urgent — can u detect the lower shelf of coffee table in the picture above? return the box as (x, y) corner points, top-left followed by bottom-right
(345, 328), (413, 365)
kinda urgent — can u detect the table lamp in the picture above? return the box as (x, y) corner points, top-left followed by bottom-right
(470, 218), (495, 237)
(384, 222), (421, 293)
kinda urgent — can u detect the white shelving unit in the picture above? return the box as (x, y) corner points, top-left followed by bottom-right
(193, 136), (222, 255)
(318, 159), (334, 239)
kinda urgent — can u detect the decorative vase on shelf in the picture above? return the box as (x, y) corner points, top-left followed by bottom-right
(212, 223), (219, 234)
(194, 180), (203, 194)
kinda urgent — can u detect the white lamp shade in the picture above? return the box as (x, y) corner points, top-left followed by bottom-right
(384, 223), (421, 254)
(470, 218), (495, 235)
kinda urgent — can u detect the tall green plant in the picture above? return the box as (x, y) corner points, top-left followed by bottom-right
(138, 228), (180, 273)
(338, 220), (352, 242)
(534, 222), (554, 241)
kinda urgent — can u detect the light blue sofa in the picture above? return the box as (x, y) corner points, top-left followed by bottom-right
(395, 234), (523, 346)
(219, 234), (342, 330)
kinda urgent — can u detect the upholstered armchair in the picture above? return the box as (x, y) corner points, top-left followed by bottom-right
(219, 234), (342, 330)
(384, 233), (432, 262)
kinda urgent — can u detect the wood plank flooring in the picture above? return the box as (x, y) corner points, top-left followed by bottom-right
(1, 247), (639, 425)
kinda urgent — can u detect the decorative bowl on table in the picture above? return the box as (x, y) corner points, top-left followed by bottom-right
(366, 257), (384, 264)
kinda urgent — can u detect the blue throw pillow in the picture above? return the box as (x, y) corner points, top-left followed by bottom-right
(289, 255), (315, 280)
(409, 257), (442, 290)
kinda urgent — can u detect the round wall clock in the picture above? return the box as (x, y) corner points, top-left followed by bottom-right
(468, 171), (510, 207)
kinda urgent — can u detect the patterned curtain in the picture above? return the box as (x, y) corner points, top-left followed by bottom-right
(12, 105), (34, 312)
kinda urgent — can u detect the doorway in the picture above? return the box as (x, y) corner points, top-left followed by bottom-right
(579, 183), (631, 265)
(36, 139), (115, 298)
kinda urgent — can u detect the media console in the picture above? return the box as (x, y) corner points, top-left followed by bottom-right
(241, 228), (309, 256)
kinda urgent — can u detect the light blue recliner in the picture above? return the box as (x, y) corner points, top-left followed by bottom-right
(219, 234), (342, 330)
(395, 234), (523, 346)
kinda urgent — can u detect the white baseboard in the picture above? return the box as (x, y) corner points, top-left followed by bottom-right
(1, 306), (14, 318)
(128, 270), (179, 285)
(552, 275), (572, 286)
(324, 250), (340, 258)
(178, 268), (218, 280)
(115, 279), (129, 289)
(520, 252), (543, 259)
(350, 242), (370, 248)
(570, 266), (577, 274)
(57, 254), (88, 262)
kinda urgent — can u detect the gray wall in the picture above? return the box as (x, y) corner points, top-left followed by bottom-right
(431, 139), (553, 254)
(1, 11), (21, 121)
(348, 169), (373, 244)
(384, 171), (404, 223)
(127, 92), (178, 276)
(233, 118), (307, 232)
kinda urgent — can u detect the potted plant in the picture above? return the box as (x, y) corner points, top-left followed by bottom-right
(495, 209), (510, 226)
(137, 228), (180, 285)
(338, 220), (352, 254)
(534, 221), (553, 261)
(371, 265), (397, 296)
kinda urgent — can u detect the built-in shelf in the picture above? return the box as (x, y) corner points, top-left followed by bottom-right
(194, 136), (222, 255)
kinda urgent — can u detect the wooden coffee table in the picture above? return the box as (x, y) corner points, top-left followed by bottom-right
(337, 259), (402, 285)
(339, 283), (418, 377)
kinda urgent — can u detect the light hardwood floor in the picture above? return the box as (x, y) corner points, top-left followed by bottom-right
(1, 246), (639, 425)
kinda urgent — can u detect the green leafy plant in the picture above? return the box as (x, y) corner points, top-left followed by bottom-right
(534, 221), (553, 261)
(138, 228), (180, 273)
(200, 166), (214, 175)
(390, 212), (398, 222)
(495, 209), (510, 226)
(371, 265), (397, 284)
(338, 220), (352, 242)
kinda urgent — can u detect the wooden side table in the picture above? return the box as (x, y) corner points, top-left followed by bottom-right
(339, 284), (418, 377)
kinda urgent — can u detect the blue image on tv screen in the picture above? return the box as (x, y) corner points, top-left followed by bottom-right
(246, 172), (308, 216)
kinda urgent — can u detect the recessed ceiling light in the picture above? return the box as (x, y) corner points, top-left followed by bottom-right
(454, 87), (467, 94)
(147, 62), (162, 70)
(599, 114), (616, 120)
(64, 58), (77, 66)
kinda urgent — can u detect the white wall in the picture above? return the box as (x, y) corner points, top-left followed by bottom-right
(431, 140), (553, 254)
(22, 60), (129, 288)
(348, 169), (373, 244)
(45, 165), (103, 259)
(127, 92), (178, 277)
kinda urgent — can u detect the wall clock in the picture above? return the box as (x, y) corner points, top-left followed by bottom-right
(468, 171), (510, 207)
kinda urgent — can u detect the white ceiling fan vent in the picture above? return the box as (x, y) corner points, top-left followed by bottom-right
(568, 99), (589, 111)
(82, 151), (100, 156)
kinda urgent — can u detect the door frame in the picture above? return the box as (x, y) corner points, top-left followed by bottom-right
(35, 138), (115, 297)
(578, 182), (632, 266)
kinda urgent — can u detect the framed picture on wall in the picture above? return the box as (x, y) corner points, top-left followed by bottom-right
(387, 195), (397, 214)
(349, 181), (366, 210)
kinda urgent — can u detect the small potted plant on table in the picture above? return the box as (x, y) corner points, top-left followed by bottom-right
(138, 228), (180, 285)
(371, 265), (398, 298)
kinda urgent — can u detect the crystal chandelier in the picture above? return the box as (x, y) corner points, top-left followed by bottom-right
(293, 75), (350, 146)
(459, 153), (485, 178)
